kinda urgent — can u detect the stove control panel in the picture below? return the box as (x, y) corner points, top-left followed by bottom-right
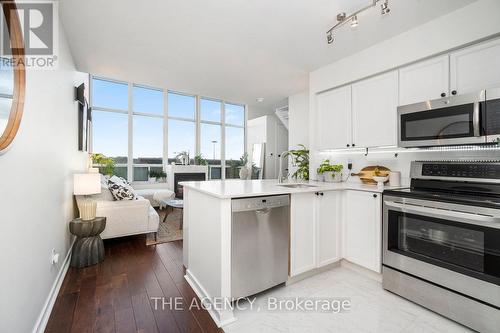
(421, 162), (500, 179)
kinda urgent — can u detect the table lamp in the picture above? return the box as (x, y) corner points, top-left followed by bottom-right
(74, 173), (101, 220)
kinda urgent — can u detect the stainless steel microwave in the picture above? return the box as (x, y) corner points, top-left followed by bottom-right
(397, 88), (500, 147)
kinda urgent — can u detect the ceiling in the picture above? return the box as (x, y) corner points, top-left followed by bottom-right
(59, 0), (474, 109)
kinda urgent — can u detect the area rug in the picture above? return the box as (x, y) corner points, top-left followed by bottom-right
(146, 208), (183, 245)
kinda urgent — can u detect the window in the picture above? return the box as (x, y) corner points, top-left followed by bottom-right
(132, 85), (163, 181)
(92, 78), (128, 110)
(91, 76), (246, 181)
(200, 98), (222, 179)
(168, 92), (196, 164)
(92, 110), (128, 179)
(225, 103), (245, 179)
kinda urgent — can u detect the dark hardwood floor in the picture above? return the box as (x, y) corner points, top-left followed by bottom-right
(45, 236), (222, 333)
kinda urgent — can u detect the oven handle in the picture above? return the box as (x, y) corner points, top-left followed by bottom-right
(384, 201), (500, 229)
(473, 101), (481, 137)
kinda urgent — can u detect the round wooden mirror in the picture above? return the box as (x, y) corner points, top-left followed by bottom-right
(0, 1), (25, 152)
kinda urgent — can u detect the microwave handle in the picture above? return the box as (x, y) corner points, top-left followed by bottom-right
(384, 200), (500, 228)
(473, 101), (481, 137)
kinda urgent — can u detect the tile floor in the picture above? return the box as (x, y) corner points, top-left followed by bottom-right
(224, 266), (472, 333)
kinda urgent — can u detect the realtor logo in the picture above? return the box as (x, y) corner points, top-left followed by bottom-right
(1, 1), (58, 69)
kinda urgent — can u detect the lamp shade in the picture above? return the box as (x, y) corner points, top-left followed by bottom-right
(73, 173), (101, 195)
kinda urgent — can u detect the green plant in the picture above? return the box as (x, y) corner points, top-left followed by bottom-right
(91, 153), (115, 176)
(283, 144), (310, 180)
(239, 152), (248, 167)
(317, 160), (343, 174)
(194, 153), (208, 166)
(149, 170), (167, 179)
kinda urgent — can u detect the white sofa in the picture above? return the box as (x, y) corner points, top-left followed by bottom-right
(75, 176), (160, 239)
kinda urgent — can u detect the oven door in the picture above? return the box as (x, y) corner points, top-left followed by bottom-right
(383, 196), (500, 307)
(397, 91), (486, 147)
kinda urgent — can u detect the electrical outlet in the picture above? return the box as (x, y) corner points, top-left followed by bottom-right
(51, 248), (59, 265)
(347, 161), (353, 170)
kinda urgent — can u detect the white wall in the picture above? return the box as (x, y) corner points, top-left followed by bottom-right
(288, 90), (309, 150)
(247, 105), (274, 120)
(0, 21), (88, 332)
(308, 0), (500, 181)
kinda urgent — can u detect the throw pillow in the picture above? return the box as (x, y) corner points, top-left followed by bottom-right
(108, 177), (136, 201)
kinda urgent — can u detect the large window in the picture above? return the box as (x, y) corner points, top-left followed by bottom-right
(91, 76), (246, 181)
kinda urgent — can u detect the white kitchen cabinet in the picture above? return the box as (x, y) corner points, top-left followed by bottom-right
(399, 55), (450, 105)
(343, 190), (382, 273)
(450, 38), (500, 95)
(290, 191), (341, 276)
(316, 191), (341, 267)
(316, 86), (352, 150)
(352, 70), (399, 148)
(290, 192), (316, 275)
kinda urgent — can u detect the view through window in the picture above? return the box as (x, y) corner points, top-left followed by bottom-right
(91, 77), (246, 181)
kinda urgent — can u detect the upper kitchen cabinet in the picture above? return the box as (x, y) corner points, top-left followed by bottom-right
(352, 70), (399, 148)
(316, 85), (352, 150)
(450, 38), (500, 95)
(399, 55), (450, 106)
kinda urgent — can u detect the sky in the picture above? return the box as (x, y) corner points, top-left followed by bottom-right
(91, 78), (245, 162)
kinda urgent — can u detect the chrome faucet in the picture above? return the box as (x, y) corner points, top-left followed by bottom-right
(278, 151), (288, 183)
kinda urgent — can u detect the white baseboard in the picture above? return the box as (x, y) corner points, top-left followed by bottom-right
(340, 259), (382, 282)
(184, 269), (236, 328)
(32, 239), (74, 333)
(286, 261), (340, 286)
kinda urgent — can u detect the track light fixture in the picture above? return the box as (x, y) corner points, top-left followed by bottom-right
(350, 15), (359, 28)
(381, 0), (390, 15)
(326, 0), (391, 45)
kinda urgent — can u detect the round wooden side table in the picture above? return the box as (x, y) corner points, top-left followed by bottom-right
(69, 217), (106, 268)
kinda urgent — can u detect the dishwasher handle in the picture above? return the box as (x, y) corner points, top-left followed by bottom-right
(232, 195), (290, 212)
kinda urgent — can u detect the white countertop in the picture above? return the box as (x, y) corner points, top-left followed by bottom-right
(179, 179), (406, 199)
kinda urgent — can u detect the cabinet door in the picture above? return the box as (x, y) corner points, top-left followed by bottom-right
(352, 71), (398, 148)
(343, 191), (382, 273)
(450, 38), (500, 95)
(290, 193), (316, 276)
(399, 55), (449, 105)
(316, 86), (352, 150)
(316, 191), (341, 267)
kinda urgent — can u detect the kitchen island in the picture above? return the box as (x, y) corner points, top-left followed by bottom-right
(180, 179), (400, 327)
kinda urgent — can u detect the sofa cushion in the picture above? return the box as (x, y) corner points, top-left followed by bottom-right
(108, 176), (136, 201)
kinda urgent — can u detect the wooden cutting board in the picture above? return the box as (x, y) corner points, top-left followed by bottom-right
(351, 166), (391, 184)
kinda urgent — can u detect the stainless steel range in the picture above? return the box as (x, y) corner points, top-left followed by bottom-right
(382, 160), (500, 333)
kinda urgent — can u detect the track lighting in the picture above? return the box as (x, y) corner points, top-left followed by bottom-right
(326, 0), (392, 45)
(350, 15), (358, 28)
(327, 31), (334, 44)
(381, 0), (390, 15)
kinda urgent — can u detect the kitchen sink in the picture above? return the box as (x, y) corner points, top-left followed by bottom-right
(276, 184), (318, 189)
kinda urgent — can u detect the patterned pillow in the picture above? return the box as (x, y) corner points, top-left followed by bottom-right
(107, 177), (136, 201)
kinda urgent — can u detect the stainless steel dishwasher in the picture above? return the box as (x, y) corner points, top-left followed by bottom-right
(231, 195), (290, 298)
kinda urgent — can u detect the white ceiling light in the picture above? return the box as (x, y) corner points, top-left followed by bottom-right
(326, 0), (391, 45)
(256, 97), (265, 103)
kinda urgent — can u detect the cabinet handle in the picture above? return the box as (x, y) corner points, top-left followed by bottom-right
(352, 143), (356, 147)
(320, 192), (324, 196)
(451, 90), (457, 95)
(315, 192), (319, 196)
(346, 144), (350, 147)
(373, 194), (378, 198)
(441, 92), (446, 98)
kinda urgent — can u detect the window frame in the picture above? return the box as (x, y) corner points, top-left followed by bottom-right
(90, 75), (247, 182)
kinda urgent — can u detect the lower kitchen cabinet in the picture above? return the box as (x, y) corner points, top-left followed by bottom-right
(290, 191), (341, 276)
(343, 190), (382, 273)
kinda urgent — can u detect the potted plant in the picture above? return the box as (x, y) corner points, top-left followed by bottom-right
(317, 160), (343, 183)
(156, 170), (167, 182)
(148, 170), (159, 182)
(283, 144), (309, 181)
(238, 153), (249, 180)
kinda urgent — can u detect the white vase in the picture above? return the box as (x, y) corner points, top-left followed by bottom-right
(324, 171), (342, 183)
(149, 177), (157, 183)
(239, 167), (249, 180)
(318, 173), (325, 182)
